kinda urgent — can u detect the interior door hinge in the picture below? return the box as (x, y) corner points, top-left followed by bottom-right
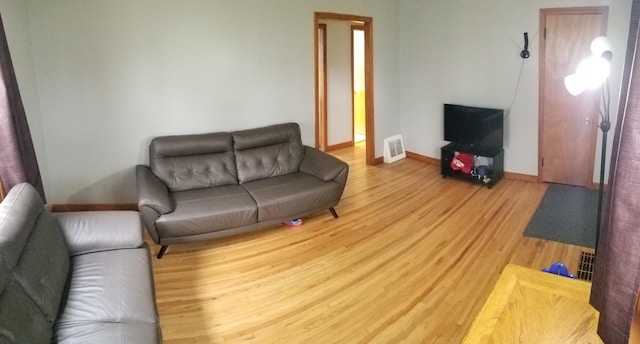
(544, 27), (547, 40)
(541, 158), (544, 167)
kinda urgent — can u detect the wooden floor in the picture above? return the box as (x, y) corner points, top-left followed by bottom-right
(149, 144), (593, 344)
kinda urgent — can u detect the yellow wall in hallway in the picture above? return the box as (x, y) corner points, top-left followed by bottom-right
(354, 91), (366, 141)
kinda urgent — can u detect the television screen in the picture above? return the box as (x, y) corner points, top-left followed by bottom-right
(444, 104), (504, 150)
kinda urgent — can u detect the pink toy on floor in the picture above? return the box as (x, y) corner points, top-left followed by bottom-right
(284, 218), (302, 227)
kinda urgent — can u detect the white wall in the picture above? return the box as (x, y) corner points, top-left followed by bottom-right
(323, 19), (353, 146)
(9, 0), (399, 203)
(2, 0), (631, 203)
(397, 0), (631, 181)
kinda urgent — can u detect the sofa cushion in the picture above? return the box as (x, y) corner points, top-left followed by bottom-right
(12, 211), (70, 322)
(0, 183), (69, 324)
(55, 322), (162, 344)
(0, 183), (52, 268)
(55, 247), (158, 342)
(241, 172), (343, 221)
(156, 185), (258, 239)
(232, 123), (304, 183)
(53, 211), (144, 256)
(0, 262), (52, 344)
(150, 132), (238, 191)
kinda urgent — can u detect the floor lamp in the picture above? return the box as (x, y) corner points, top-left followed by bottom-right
(564, 36), (613, 252)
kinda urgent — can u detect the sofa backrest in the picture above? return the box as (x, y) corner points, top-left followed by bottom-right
(0, 183), (70, 343)
(232, 122), (305, 183)
(150, 132), (238, 191)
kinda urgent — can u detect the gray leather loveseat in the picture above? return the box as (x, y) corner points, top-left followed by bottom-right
(136, 122), (349, 258)
(0, 183), (162, 343)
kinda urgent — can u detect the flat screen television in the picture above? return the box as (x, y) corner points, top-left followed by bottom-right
(444, 103), (504, 150)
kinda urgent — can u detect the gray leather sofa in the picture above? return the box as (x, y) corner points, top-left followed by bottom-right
(137, 122), (349, 258)
(0, 183), (162, 343)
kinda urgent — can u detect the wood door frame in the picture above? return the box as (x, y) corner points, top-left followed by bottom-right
(314, 12), (375, 165)
(538, 6), (609, 187)
(317, 23), (328, 151)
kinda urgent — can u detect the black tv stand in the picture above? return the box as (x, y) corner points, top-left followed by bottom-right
(441, 143), (504, 188)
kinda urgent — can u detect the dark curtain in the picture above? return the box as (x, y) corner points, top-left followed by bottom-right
(590, 0), (640, 342)
(0, 14), (45, 201)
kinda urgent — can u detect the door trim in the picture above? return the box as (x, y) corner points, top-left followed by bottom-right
(538, 6), (609, 187)
(314, 12), (375, 165)
(317, 23), (328, 151)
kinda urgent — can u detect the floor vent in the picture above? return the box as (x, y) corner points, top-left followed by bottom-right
(577, 251), (595, 281)
(383, 135), (406, 163)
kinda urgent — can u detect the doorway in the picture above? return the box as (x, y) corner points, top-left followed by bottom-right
(352, 26), (366, 143)
(314, 12), (375, 165)
(539, 7), (608, 187)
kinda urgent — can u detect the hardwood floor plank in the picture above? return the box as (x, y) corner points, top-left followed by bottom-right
(149, 144), (592, 343)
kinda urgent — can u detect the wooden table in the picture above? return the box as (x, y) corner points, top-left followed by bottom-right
(463, 264), (602, 343)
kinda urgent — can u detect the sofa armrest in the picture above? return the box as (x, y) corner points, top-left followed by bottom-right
(299, 146), (349, 185)
(53, 211), (144, 256)
(136, 165), (173, 215)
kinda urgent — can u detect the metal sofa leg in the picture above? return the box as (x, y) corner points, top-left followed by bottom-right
(329, 207), (339, 218)
(157, 245), (168, 259)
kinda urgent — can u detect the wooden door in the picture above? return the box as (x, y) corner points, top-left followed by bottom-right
(539, 7), (608, 187)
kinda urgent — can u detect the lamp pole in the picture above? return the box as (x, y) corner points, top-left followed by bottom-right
(595, 80), (611, 253)
(563, 36), (613, 253)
